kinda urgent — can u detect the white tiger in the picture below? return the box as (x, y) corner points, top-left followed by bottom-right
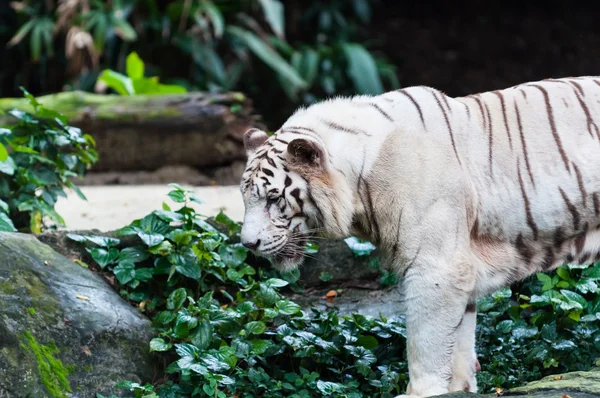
(238, 76), (600, 397)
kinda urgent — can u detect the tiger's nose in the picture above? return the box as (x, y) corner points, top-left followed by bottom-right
(242, 239), (260, 250)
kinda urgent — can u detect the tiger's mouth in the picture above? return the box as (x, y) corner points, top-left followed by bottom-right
(270, 225), (309, 270)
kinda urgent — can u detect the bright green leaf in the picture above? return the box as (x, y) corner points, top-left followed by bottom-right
(126, 52), (145, 79)
(246, 321), (267, 335)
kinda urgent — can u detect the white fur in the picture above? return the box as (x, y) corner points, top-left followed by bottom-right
(240, 77), (600, 397)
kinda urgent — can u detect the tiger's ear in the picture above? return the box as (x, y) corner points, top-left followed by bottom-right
(286, 138), (325, 169)
(243, 128), (268, 155)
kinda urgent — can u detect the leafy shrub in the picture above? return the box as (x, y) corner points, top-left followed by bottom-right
(476, 263), (600, 391)
(69, 184), (408, 398)
(68, 184), (600, 397)
(0, 88), (97, 232)
(97, 52), (187, 96)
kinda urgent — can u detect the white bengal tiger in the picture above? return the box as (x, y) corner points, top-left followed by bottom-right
(238, 76), (600, 397)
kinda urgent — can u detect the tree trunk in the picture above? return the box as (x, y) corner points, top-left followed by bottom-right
(0, 91), (263, 172)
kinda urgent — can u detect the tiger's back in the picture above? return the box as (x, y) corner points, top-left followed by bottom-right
(453, 78), (600, 295)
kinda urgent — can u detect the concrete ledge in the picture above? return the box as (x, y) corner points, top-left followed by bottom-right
(55, 185), (245, 231)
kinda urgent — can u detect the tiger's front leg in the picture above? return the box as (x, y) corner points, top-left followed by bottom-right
(396, 255), (476, 398)
(448, 303), (478, 393)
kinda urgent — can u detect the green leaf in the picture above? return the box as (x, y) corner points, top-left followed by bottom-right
(552, 340), (577, 350)
(65, 180), (87, 201)
(167, 287), (187, 310)
(85, 235), (121, 247)
(0, 157), (16, 175)
(276, 300), (301, 315)
(316, 380), (344, 395)
(218, 244), (247, 266)
(246, 321), (267, 335)
(258, 0), (285, 39)
(140, 213), (171, 234)
(351, 346), (376, 375)
(118, 246), (150, 263)
(537, 272), (554, 291)
(319, 271), (333, 282)
(201, 1), (224, 37)
(175, 343), (200, 359)
(560, 289), (588, 309)
(265, 278), (289, 288)
(138, 232), (164, 247)
(511, 325), (538, 340)
(0, 143), (8, 162)
(148, 240), (173, 256)
(191, 321), (213, 351)
(293, 49), (320, 87)
(250, 339), (273, 355)
(0, 199), (9, 214)
(149, 338), (172, 352)
(496, 320), (514, 333)
(87, 247), (119, 268)
(167, 189), (186, 203)
(170, 252), (201, 280)
(492, 286), (513, 299)
(556, 267), (570, 281)
(226, 26), (306, 93)
(134, 268), (154, 282)
(112, 18), (138, 42)
(341, 43), (384, 94)
(113, 261), (136, 285)
(98, 69), (134, 95)
(232, 338), (250, 357)
(126, 52), (144, 79)
(356, 335), (379, 350)
(0, 212), (16, 232)
(167, 229), (199, 245)
(258, 283), (280, 306)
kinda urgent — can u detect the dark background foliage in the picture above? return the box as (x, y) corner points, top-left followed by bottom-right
(2, 0), (599, 128)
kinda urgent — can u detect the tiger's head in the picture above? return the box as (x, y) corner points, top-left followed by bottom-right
(239, 127), (353, 272)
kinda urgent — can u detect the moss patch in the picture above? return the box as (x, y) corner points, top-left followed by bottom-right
(508, 368), (600, 394)
(22, 331), (72, 398)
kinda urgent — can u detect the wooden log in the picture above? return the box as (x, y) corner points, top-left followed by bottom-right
(0, 91), (263, 172)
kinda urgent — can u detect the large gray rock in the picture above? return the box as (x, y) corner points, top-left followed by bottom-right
(0, 232), (156, 398)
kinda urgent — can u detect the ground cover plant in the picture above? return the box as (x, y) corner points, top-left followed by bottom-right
(65, 184), (600, 398)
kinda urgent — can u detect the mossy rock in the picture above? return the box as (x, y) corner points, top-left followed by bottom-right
(504, 367), (600, 396)
(438, 368), (600, 398)
(0, 232), (156, 398)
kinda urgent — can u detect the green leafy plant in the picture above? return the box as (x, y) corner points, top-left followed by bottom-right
(68, 184), (408, 397)
(0, 88), (97, 232)
(98, 52), (187, 96)
(68, 184), (600, 397)
(475, 262), (600, 391)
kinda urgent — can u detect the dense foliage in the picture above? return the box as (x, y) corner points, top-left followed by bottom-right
(0, 89), (97, 232)
(71, 185), (408, 398)
(2, 0), (397, 126)
(66, 185), (600, 398)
